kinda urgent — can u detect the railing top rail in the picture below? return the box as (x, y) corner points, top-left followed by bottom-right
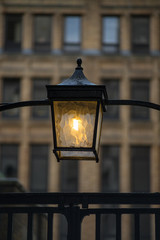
(0, 192), (160, 207)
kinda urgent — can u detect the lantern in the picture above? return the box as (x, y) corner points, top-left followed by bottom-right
(46, 59), (107, 162)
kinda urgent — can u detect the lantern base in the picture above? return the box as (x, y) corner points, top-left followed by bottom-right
(53, 149), (99, 162)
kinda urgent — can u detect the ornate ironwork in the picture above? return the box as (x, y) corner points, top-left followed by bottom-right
(0, 192), (160, 240)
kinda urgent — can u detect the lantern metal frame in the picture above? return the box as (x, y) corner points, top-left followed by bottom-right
(46, 59), (108, 162)
(49, 99), (102, 162)
(0, 59), (160, 162)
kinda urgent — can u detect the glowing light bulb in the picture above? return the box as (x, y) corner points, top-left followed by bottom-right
(73, 119), (79, 131)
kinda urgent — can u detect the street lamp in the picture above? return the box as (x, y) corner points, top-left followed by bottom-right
(1, 59), (160, 162)
(47, 59), (108, 162)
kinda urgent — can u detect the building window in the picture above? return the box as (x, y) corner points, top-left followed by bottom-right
(2, 78), (20, 119)
(34, 15), (52, 52)
(63, 16), (81, 52)
(131, 16), (150, 54)
(130, 79), (150, 120)
(5, 14), (22, 52)
(131, 146), (150, 240)
(31, 78), (50, 119)
(102, 79), (120, 120)
(101, 145), (119, 193)
(60, 161), (78, 192)
(101, 146), (119, 240)
(131, 146), (150, 192)
(102, 16), (119, 53)
(30, 144), (49, 192)
(0, 144), (19, 178)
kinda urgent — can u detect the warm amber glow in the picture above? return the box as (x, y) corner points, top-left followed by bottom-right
(54, 101), (97, 148)
(53, 100), (103, 160)
(72, 118), (80, 131)
(70, 117), (88, 146)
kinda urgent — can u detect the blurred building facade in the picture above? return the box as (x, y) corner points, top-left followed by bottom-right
(0, 180), (47, 240)
(0, 0), (160, 239)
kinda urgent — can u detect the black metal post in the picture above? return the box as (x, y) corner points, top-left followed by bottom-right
(66, 206), (81, 240)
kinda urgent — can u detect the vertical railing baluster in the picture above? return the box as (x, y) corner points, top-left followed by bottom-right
(66, 206), (81, 240)
(134, 214), (140, 240)
(155, 213), (160, 240)
(95, 213), (101, 240)
(116, 213), (121, 240)
(7, 213), (13, 240)
(47, 213), (53, 240)
(27, 213), (33, 240)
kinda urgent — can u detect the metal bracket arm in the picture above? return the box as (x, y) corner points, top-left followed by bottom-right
(106, 99), (160, 111)
(0, 99), (50, 112)
(0, 99), (160, 112)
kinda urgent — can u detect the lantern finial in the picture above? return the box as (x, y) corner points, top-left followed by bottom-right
(76, 58), (82, 69)
(58, 58), (95, 86)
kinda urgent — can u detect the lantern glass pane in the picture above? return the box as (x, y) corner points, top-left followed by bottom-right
(96, 103), (103, 153)
(53, 101), (97, 148)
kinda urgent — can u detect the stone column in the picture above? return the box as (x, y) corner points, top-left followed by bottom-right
(150, 12), (160, 55)
(22, 13), (33, 54)
(0, 11), (4, 53)
(52, 13), (62, 55)
(18, 76), (31, 189)
(120, 13), (131, 55)
(120, 62), (131, 240)
(150, 61), (160, 192)
(48, 146), (60, 192)
(120, 61), (130, 192)
(82, 1), (100, 55)
(151, 145), (159, 191)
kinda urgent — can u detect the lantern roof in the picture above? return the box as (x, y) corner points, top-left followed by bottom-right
(46, 58), (108, 112)
(58, 58), (95, 86)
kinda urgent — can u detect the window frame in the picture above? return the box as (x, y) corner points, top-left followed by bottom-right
(130, 79), (150, 121)
(5, 14), (22, 52)
(0, 144), (19, 178)
(30, 144), (49, 192)
(63, 15), (82, 52)
(101, 145), (120, 193)
(60, 160), (78, 192)
(33, 14), (52, 53)
(131, 15), (150, 54)
(101, 78), (120, 120)
(130, 145), (150, 192)
(31, 77), (50, 119)
(102, 15), (120, 54)
(2, 77), (21, 119)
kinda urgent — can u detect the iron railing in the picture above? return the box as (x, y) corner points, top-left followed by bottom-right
(1, 98), (160, 240)
(0, 192), (160, 240)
